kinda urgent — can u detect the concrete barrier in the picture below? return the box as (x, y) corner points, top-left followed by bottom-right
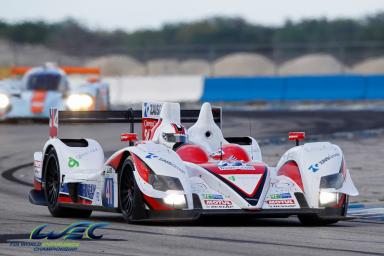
(106, 76), (204, 104)
(101, 75), (384, 105)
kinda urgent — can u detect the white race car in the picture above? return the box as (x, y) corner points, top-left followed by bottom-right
(29, 102), (358, 225)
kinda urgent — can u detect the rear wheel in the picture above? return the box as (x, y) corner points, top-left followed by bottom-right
(119, 157), (146, 222)
(44, 147), (92, 218)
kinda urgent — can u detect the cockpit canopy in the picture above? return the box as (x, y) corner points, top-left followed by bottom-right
(27, 73), (62, 91)
(23, 68), (69, 92)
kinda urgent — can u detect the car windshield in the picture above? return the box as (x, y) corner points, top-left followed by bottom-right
(27, 73), (61, 91)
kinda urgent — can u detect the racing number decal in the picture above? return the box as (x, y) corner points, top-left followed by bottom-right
(102, 178), (114, 208)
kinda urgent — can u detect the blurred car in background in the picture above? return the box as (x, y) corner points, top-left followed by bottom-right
(0, 63), (110, 120)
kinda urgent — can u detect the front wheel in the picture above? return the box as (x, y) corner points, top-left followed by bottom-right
(119, 157), (146, 222)
(44, 147), (92, 218)
(298, 195), (349, 226)
(298, 214), (340, 226)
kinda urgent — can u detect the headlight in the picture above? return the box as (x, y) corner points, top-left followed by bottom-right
(163, 193), (186, 207)
(148, 173), (183, 192)
(66, 94), (94, 111)
(320, 173), (344, 189)
(0, 93), (10, 109)
(319, 191), (338, 206)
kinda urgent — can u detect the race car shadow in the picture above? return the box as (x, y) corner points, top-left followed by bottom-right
(87, 214), (350, 228)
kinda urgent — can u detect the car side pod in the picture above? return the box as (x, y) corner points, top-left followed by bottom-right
(288, 132), (305, 146)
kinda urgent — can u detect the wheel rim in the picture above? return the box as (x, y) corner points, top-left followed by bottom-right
(120, 169), (135, 217)
(45, 156), (60, 206)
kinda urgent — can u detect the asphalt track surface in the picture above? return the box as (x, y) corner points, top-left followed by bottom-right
(0, 110), (384, 256)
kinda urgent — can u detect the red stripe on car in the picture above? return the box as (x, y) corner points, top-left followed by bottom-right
(277, 161), (304, 192)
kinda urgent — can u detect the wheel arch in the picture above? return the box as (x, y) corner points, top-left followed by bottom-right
(41, 144), (56, 185)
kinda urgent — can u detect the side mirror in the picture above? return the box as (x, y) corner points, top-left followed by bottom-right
(288, 132), (305, 146)
(121, 133), (138, 146)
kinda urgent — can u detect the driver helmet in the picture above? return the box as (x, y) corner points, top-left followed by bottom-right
(157, 122), (188, 149)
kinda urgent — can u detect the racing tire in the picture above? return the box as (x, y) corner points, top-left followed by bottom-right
(298, 214), (339, 226)
(119, 157), (146, 223)
(298, 195), (349, 226)
(44, 147), (92, 218)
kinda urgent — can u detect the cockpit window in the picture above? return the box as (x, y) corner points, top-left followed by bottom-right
(27, 73), (61, 91)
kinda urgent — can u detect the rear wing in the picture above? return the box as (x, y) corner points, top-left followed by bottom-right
(49, 106), (222, 140)
(11, 66), (100, 76)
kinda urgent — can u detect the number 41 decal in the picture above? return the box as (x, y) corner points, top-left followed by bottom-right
(102, 178), (114, 208)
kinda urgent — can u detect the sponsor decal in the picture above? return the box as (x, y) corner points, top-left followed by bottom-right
(308, 153), (340, 173)
(217, 160), (254, 171)
(102, 177), (114, 208)
(204, 199), (234, 208)
(143, 102), (162, 118)
(269, 193), (292, 199)
(308, 163), (320, 172)
(228, 175), (236, 182)
(68, 157), (79, 168)
(145, 152), (158, 159)
(145, 153), (185, 174)
(210, 149), (224, 158)
(75, 147), (98, 160)
(142, 118), (158, 140)
(270, 179), (296, 190)
(79, 184), (96, 201)
(103, 165), (115, 177)
(202, 194), (224, 200)
(267, 199), (295, 206)
(34, 160), (42, 168)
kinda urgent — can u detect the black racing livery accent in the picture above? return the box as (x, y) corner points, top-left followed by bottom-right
(294, 192), (309, 208)
(60, 139), (88, 147)
(225, 137), (253, 145)
(192, 193), (202, 209)
(203, 167), (268, 206)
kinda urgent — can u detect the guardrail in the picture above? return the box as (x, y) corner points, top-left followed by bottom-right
(202, 75), (384, 101)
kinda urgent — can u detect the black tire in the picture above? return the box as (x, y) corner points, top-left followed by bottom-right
(298, 214), (339, 226)
(119, 157), (146, 222)
(298, 195), (348, 226)
(44, 147), (92, 218)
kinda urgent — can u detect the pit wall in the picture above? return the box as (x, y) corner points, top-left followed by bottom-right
(106, 75), (384, 104)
